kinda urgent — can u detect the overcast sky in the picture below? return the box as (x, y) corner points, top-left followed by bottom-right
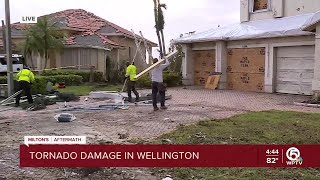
(0, 0), (240, 55)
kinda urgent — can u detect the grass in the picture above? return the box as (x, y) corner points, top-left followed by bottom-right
(152, 111), (320, 180)
(58, 85), (123, 96)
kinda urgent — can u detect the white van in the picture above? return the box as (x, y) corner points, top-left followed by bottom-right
(0, 54), (24, 74)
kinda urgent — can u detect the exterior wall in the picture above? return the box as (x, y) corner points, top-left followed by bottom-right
(227, 35), (315, 93)
(215, 41), (227, 89)
(241, 0), (320, 22)
(312, 24), (320, 94)
(283, 0), (320, 17)
(181, 44), (194, 85)
(182, 35), (316, 93)
(97, 49), (107, 75)
(108, 36), (148, 73)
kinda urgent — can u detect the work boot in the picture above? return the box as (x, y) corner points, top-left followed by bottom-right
(154, 107), (159, 111)
(160, 106), (168, 110)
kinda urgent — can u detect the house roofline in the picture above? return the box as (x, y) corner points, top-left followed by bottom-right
(64, 45), (111, 51)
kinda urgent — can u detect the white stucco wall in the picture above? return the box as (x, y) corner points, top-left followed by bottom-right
(312, 24), (320, 93)
(241, 0), (320, 22)
(283, 0), (320, 17)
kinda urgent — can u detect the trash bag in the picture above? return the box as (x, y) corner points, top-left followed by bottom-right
(54, 113), (76, 123)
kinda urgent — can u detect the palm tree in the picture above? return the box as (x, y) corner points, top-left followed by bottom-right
(26, 17), (64, 70)
(19, 34), (35, 69)
(157, 2), (167, 56)
(153, 0), (163, 58)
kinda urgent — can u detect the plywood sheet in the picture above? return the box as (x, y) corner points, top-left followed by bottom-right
(193, 50), (216, 86)
(254, 0), (268, 11)
(227, 48), (265, 74)
(135, 50), (178, 80)
(227, 72), (264, 92)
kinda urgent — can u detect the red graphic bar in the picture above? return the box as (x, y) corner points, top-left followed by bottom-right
(20, 145), (320, 167)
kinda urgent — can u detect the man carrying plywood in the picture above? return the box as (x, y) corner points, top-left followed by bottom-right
(150, 57), (171, 111)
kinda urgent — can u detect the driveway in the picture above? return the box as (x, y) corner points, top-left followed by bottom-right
(0, 87), (319, 179)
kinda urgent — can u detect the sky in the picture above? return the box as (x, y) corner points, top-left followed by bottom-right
(0, 0), (240, 56)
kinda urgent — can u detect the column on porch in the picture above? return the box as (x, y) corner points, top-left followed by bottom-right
(181, 44), (194, 85)
(215, 41), (227, 89)
(312, 23), (320, 96)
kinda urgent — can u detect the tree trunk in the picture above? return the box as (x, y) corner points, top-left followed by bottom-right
(44, 50), (48, 70)
(156, 30), (163, 58)
(160, 29), (166, 56)
(29, 53), (35, 70)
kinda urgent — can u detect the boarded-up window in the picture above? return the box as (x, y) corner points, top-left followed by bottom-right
(253, 0), (268, 11)
(61, 48), (98, 70)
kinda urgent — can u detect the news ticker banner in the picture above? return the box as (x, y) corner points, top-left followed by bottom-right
(20, 137), (320, 167)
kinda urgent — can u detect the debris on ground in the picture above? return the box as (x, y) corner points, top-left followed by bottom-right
(89, 91), (123, 103)
(162, 139), (172, 144)
(54, 113), (76, 123)
(162, 175), (173, 180)
(118, 132), (130, 139)
(56, 92), (80, 102)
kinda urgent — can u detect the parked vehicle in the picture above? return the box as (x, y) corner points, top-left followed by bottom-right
(0, 54), (24, 74)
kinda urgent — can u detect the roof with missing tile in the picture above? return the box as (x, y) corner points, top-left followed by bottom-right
(0, 9), (157, 49)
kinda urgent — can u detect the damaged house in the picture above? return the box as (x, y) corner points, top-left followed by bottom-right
(0, 9), (157, 78)
(175, 0), (320, 95)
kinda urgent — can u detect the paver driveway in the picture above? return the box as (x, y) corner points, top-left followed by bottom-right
(0, 87), (319, 179)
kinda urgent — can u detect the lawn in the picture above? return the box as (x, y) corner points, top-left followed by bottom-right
(57, 84), (123, 96)
(153, 111), (320, 180)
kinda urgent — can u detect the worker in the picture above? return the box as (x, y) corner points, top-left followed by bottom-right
(15, 66), (35, 107)
(125, 61), (139, 102)
(150, 57), (171, 111)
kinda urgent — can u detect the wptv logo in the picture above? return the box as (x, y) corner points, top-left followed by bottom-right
(286, 147), (303, 166)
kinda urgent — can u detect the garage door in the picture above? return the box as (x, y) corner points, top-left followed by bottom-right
(227, 48), (265, 92)
(276, 46), (315, 95)
(193, 50), (216, 86)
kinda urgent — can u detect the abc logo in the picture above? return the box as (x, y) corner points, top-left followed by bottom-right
(286, 147), (300, 161)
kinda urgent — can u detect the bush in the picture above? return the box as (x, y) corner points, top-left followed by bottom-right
(136, 71), (182, 88)
(163, 71), (182, 87)
(41, 70), (104, 82)
(0, 74), (83, 95)
(137, 75), (151, 88)
(41, 75), (83, 86)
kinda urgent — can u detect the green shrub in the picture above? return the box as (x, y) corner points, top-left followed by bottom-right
(0, 74), (83, 95)
(41, 75), (83, 86)
(0, 77), (6, 84)
(137, 75), (151, 88)
(31, 77), (47, 94)
(41, 70), (104, 82)
(136, 71), (182, 88)
(163, 71), (182, 87)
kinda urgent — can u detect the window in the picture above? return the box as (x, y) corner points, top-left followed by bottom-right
(251, 0), (270, 12)
(0, 57), (23, 65)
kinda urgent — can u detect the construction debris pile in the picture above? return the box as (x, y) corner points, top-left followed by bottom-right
(0, 91), (80, 111)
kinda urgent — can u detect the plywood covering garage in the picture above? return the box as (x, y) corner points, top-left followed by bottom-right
(227, 48), (265, 92)
(276, 46), (315, 95)
(193, 50), (216, 86)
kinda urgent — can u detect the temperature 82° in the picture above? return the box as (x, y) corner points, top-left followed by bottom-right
(266, 157), (279, 164)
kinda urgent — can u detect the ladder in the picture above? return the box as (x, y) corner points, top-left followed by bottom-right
(131, 29), (145, 64)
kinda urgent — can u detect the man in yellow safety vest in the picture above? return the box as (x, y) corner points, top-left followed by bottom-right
(15, 66), (35, 107)
(125, 61), (139, 102)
